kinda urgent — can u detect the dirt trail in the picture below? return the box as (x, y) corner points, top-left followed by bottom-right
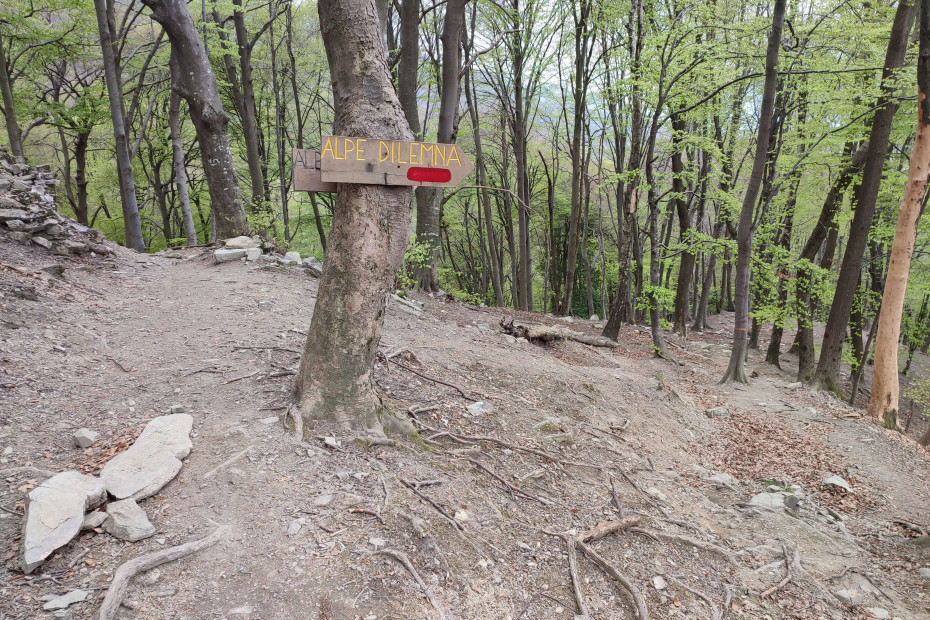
(1, 237), (929, 620)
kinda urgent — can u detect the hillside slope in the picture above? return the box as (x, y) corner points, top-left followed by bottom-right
(1, 234), (929, 620)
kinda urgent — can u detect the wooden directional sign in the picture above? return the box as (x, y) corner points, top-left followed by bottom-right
(292, 148), (337, 192)
(319, 135), (474, 187)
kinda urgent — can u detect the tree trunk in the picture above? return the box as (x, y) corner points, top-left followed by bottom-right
(0, 33), (25, 163)
(169, 68), (197, 246)
(812, 0), (918, 393)
(671, 112), (694, 337)
(721, 0), (785, 383)
(143, 0), (249, 240)
(869, 0), (930, 427)
(93, 0), (145, 252)
(294, 0), (414, 438)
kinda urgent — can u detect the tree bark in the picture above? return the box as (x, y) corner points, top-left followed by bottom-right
(294, 0), (414, 438)
(93, 0), (145, 252)
(812, 0), (917, 393)
(169, 64), (197, 246)
(869, 0), (930, 427)
(142, 0), (249, 240)
(0, 33), (25, 163)
(721, 0), (785, 383)
(671, 111), (694, 337)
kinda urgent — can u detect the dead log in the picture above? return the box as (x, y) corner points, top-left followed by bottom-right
(499, 318), (620, 348)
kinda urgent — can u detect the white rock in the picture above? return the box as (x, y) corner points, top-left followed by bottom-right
(82, 511), (108, 530)
(833, 589), (863, 605)
(466, 401), (493, 416)
(215, 248), (247, 263)
(786, 382), (803, 389)
(919, 567), (930, 579)
(866, 608), (890, 619)
(749, 493), (785, 509)
(42, 589), (90, 610)
(652, 576), (667, 590)
(101, 414), (193, 500)
(705, 473), (738, 486)
(314, 494), (334, 507)
(21, 471), (106, 573)
(259, 416), (279, 425)
(72, 428), (98, 448)
(454, 510), (470, 521)
(645, 487), (668, 502)
(821, 475), (851, 493)
(228, 606), (254, 615)
(589, 315), (599, 321)
(287, 521), (301, 537)
(281, 251), (301, 265)
(224, 236), (257, 250)
(369, 537), (386, 548)
(103, 499), (156, 542)
(245, 248), (262, 261)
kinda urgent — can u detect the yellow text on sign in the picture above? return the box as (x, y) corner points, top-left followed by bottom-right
(320, 136), (464, 168)
(321, 136), (368, 161)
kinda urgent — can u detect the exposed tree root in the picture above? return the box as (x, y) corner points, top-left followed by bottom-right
(97, 527), (227, 620)
(759, 543), (794, 598)
(560, 533), (591, 620)
(371, 549), (447, 620)
(578, 515), (642, 543)
(386, 357), (478, 401)
(576, 540), (650, 620)
(631, 528), (738, 566)
(668, 575), (722, 620)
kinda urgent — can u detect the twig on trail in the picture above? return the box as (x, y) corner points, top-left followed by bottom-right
(265, 370), (296, 379)
(109, 357), (131, 372)
(68, 547), (92, 568)
(631, 528), (738, 566)
(609, 476), (624, 516)
(668, 575), (722, 620)
(619, 471), (670, 516)
(379, 476), (390, 518)
(183, 366), (223, 377)
(97, 527), (227, 620)
(561, 534), (591, 620)
(202, 445), (254, 480)
(224, 370), (260, 384)
(401, 479), (464, 532)
(576, 539), (649, 620)
(892, 519), (927, 536)
(406, 479), (444, 488)
(448, 431), (601, 470)
(461, 456), (552, 506)
(388, 359), (478, 401)
(578, 515), (641, 543)
(759, 543), (794, 598)
(350, 507), (385, 524)
(371, 549), (447, 620)
(228, 345), (301, 354)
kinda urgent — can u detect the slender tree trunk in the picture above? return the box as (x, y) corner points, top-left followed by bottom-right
(671, 112), (694, 337)
(232, 0), (268, 211)
(869, 0), (930, 426)
(813, 0), (918, 392)
(94, 0), (145, 251)
(294, 0), (414, 438)
(169, 69), (197, 246)
(0, 34), (24, 163)
(143, 0), (249, 240)
(721, 0), (785, 383)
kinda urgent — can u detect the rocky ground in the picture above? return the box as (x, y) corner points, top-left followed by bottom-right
(1, 226), (929, 620)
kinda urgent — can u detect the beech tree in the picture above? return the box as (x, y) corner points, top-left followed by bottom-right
(869, 0), (930, 426)
(293, 0), (414, 437)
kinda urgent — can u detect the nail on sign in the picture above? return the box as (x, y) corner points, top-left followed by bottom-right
(318, 135), (473, 187)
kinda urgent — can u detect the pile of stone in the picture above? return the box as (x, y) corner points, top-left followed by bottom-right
(0, 146), (113, 257)
(20, 413), (193, 573)
(214, 237), (323, 277)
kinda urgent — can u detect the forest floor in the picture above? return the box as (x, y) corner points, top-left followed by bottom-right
(1, 233), (929, 620)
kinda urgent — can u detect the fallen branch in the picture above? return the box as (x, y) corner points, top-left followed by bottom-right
(668, 575), (722, 620)
(388, 359), (478, 401)
(561, 534), (591, 620)
(401, 479), (464, 532)
(202, 445), (254, 480)
(462, 456), (552, 505)
(759, 543), (794, 598)
(579, 515), (641, 543)
(97, 527), (227, 620)
(576, 539), (649, 620)
(500, 317), (619, 348)
(371, 549), (447, 620)
(224, 370), (260, 384)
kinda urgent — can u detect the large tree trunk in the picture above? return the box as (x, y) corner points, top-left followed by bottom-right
(812, 0), (917, 393)
(0, 34), (24, 163)
(294, 0), (414, 438)
(93, 0), (145, 252)
(869, 0), (930, 427)
(721, 0), (785, 383)
(169, 67), (197, 246)
(142, 0), (249, 240)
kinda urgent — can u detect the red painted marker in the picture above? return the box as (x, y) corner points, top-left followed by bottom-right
(407, 167), (452, 183)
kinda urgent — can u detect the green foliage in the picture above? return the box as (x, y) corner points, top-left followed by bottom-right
(396, 239), (433, 292)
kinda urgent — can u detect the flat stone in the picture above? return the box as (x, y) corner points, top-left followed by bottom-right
(72, 428), (98, 449)
(822, 475), (851, 493)
(5, 218), (24, 231)
(369, 537), (386, 548)
(833, 589), (863, 605)
(224, 236), (257, 249)
(705, 406), (730, 418)
(313, 494), (334, 507)
(645, 487), (668, 502)
(32, 235), (52, 249)
(42, 589), (90, 611)
(103, 499), (155, 542)
(786, 382), (803, 389)
(286, 521), (301, 537)
(215, 248), (247, 263)
(749, 492), (785, 509)
(0, 207), (30, 221)
(706, 473), (739, 486)
(169, 404), (185, 414)
(866, 608), (890, 619)
(245, 248), (262, 261)
(466, 401), (493, 416)
(281, 251), (301, 265)
(652, 576), (667, 590)
(919, 567), (930, 579)
(21, 471), (107, 573)
(82, 511), (108, 530)
(101, 414), (192, 500)
(259, 416), (279, 425)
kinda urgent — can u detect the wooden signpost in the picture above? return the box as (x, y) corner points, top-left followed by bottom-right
(294, 136), (473, 192)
